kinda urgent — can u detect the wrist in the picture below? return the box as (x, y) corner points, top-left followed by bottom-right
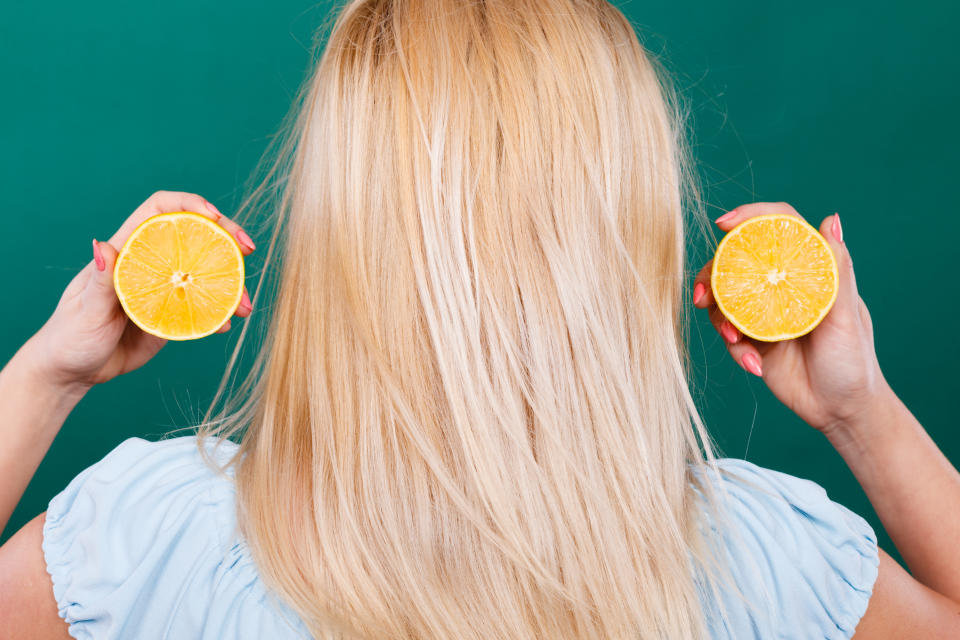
(820, 382), (902, 455)
(13, 334), (92, 405)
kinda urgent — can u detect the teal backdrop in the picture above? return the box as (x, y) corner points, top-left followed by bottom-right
(2, 0), (958, 576)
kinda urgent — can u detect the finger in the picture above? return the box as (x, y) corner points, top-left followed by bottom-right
(707, 304), (743, 346)
(141, 191), (256, 256)
(216, 319), (232, 334)
(107, 191), (218, 248)
(713, 201), (804, 233)
(172, 195), (255, 255)
(692, 259), (714, 308)
(727, 340), (764, 377)
(86, 239), (120, 313)
(706, 303), (764, 376)
(233, 288), (252, 318)
(818, 212), (861, 320)
(211, 212), (256, 256)
(107, 191), (256, 257)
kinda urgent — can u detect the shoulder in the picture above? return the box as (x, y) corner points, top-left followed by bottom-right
(44, 436), (239, 578)
(41, 435), (309, 639)
(693, 458), (880, 640)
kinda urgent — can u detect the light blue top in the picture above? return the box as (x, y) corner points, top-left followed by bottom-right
(42, 436), (879, 639)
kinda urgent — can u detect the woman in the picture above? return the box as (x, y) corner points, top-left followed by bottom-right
(1, 0), (959, 637)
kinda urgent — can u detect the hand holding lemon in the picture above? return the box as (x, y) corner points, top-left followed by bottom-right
(26, 191), (254, 394)
(693, 202), (891, 436)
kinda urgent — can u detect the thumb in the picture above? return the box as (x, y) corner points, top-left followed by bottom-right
(818, 213), (860, 317)
(86, 238), (121, 311)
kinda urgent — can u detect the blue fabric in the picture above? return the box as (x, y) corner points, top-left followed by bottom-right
(42, 436), (310, 640)
(693, 460), (879, 639)
(42, 436), (879, 639)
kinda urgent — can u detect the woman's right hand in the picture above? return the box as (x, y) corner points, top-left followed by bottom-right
(25, 190), (256, 395)
(692, 202), (891, 437)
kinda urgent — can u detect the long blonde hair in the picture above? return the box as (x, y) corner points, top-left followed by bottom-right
(198, 0), (737, 637)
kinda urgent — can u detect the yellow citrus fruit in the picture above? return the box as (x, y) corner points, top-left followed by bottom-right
(113, 211), (245, 340)
(711, 213), (838, 342)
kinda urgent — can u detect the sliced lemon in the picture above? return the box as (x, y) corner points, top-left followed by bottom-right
(711, 213), (839, 341)
(113, 211), (245, 340)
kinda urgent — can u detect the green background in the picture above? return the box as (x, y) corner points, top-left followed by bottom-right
(2, 0), (957, 577)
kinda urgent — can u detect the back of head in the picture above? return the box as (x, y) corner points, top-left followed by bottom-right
(201, 0), (727, 637)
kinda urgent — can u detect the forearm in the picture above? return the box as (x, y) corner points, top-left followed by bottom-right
(826, 384), (960, 603)
(0, 336), (86, 535)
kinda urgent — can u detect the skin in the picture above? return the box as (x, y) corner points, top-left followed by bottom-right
(693, 202), (960, 637)
(0, 196), (958, 637)
(0, 191), (256, 639)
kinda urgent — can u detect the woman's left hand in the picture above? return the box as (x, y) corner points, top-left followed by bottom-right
(26, 190), (256, 394)
(690, 202), (885, 435)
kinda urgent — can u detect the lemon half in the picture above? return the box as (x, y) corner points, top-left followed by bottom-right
(711, 213), (839, 342)
(113, 211), (245, 340)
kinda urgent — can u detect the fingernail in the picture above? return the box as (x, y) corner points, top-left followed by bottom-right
(239, 289), (252, 311)
(204, 199), (223, 220)
(715, 210), (737, 225)
(742, 353), (763, 377)
(236, 229), (256, 251)
(92, 239), (105, 271)
(721, 320), (740, 344)
(831, 213), (843, 243)
(693, 282), (706, 305)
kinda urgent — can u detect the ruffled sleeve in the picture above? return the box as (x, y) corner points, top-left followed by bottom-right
(696, 458), (880, 640)
(41, 435), (310, 640)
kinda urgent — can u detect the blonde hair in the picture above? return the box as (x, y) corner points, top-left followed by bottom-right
(198, 0), (739, 637)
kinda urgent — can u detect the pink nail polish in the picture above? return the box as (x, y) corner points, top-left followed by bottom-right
(715, 210), (738, 225)
(204, 199), (223, 219)
(742, 353), (763, 377)
(236, 229), (256, 251)
(239, 289), (252, 311)
(831, 213), (843, 243)
(721, 320), (740, 344)
(693, 282), (705, 305)
(92, 239), (105, 271)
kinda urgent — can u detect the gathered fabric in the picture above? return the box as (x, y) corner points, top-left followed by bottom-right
(42, 436), (877, 639)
